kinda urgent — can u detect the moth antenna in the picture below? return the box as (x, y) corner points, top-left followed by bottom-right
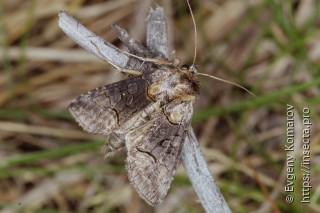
(197, 72), (258, 98)
(187, 0), (197, 65)
(186, 1), (255, 98)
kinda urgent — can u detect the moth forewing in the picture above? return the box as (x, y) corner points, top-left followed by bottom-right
(125, 109), (187, 206)
(68, 74), (152, 136)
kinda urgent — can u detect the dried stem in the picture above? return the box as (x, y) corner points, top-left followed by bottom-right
(182, 127), (232, 213)
(145, 8), (231, 212)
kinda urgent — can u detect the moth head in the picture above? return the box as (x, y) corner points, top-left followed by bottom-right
(180, 64), (198, 74)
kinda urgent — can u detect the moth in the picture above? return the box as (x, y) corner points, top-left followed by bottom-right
(59, 8), (200, 206)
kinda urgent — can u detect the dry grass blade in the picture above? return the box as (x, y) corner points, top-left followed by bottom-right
(0, 121), (94, 139)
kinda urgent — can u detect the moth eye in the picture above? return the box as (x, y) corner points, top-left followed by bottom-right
(181, 64), (190, 69)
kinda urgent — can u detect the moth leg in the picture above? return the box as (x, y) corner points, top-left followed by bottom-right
(121, 50), (172, 65)
(111, 24), (150, 57)
(109, 25), (178, 67)
(102, 133), (126, 158)
(120, 69), (143, 76)
(90, 41), (143, 76)
(108, 44), (174, 66)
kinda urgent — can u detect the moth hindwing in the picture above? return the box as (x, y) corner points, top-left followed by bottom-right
(67, 18), (200, 208)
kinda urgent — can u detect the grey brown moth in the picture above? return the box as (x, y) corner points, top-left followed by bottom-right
(59, 10), (200, 206)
